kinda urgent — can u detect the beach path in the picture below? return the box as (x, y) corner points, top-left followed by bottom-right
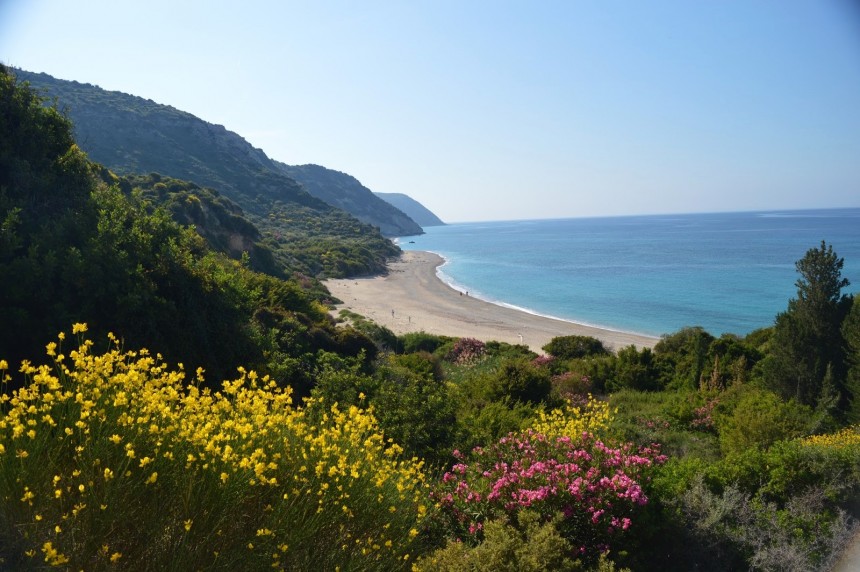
(324, 251), (658, 354)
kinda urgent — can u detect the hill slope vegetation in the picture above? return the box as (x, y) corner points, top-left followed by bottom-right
(13, 68), (400, 278)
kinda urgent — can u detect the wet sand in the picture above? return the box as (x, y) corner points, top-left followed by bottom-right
(325, 251), (658, 353)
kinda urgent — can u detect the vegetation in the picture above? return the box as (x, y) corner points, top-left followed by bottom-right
(13, 68), (402, 279)
(0, 66), (378, 385)
(0, 328), (429, 570)
(277, 163), (423, 237)
(2, 65), (859, 570)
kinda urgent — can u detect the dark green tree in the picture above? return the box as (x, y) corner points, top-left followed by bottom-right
(763, 241), (852, 408)
(487, 358), (553, 405)
(841, 299), (860, 423)
(653, 327), (715, 390)
(609, 346), (661, 392)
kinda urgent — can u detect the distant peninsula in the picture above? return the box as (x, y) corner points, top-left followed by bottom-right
(375, 192), (445, 228)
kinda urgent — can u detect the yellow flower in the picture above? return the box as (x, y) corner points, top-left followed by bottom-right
(184, 519), (193, 532)
(146, 472), (158, 485)
(110, 552), (122, 563)
(72, 323), (88, 334)
(41, 541), (70, 566)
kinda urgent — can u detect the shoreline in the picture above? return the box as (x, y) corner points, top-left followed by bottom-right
(431, 253), (657, 340)
(325, 251), (659, 353)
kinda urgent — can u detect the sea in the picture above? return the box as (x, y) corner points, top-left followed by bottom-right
(397, 208), (860, 339)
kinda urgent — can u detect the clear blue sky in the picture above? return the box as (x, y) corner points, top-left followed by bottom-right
(2, 1), (859, 223)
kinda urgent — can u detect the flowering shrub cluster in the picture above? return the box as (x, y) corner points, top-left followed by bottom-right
(530, 355), (555, 368)
(446, 338), (486, 365)
(551, 372), (593, 400)
(530, 395), (613, 441)
(432, 400), (666, 559)
(801, 425), (860, 448)
(0, 327), (429, 570)
(689, 397), (719, 431)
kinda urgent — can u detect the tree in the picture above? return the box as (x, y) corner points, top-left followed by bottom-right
(763, 242), (852, 408)
(653, 327), (715, 390)
(609, 346), (661, 392)
(841, 299), (860, 423)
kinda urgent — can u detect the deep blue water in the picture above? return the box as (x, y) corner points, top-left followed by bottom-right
(398, 208), (860, 338)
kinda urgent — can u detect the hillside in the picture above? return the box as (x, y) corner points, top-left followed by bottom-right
(16, 68), (422, 238)
(376, 192), (445, 227)
(13, 68), (398, 278)
(276, 163), (422, 236)
(3, 63), (860, 571)
(0, 65), (378, 382)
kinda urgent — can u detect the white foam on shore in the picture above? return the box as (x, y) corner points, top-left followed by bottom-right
(427, 251), (658, 340)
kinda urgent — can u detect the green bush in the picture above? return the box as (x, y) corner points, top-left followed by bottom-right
(542, 335), (608, 360)
(399, 331), (452, 355)
(485, 359), (553, 405)
(372, 356), (457, 467)
(716, 388), (813, 455)
(415, 512), (589, 572)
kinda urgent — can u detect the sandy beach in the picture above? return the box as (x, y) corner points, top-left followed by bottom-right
(325, 251), (658, 353)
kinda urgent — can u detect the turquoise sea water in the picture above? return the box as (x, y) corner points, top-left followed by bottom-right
(398, 208), (860, 338)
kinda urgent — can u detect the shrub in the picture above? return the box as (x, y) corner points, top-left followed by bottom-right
(646, 426), (860, 570)
(446, 338), (487, 365)
(372, 356), (457, 467)
(673, 477), (858, 572)
(400, 331), (452, 355)
(0, 327), (429, 570)
(415, 511), (581, 572)
(551, 372), (593, 400)
(432, 428), (665, 562)
(717, 388), (813, 455)
(608, 346), (661, 392)
(530, 395), (613, 441)
(486, 359), (553, 405)
(542, 336), (608, 360)
(453, 400), (537, 455)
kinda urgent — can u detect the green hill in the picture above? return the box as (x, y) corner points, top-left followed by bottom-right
(277, 162), (423, 236)
(375, 192), (445, 227)
(13, 68), (399, 278)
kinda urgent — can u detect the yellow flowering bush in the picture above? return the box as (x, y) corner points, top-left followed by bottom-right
(528, 394), (613, 440)
(0, 327), (429, 570)
(800, 425), (860, 449)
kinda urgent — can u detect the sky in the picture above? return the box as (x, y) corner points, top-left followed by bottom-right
(2, 1), (860, 223)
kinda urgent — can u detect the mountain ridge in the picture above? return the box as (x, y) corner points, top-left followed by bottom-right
(275, 162), (423, 236)
(375, 192), (445, 227)
(13, 68), (400, 277)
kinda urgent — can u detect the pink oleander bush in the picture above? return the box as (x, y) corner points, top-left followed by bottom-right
(432, 429), (666, 560)
(446, 338), (487, 365)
